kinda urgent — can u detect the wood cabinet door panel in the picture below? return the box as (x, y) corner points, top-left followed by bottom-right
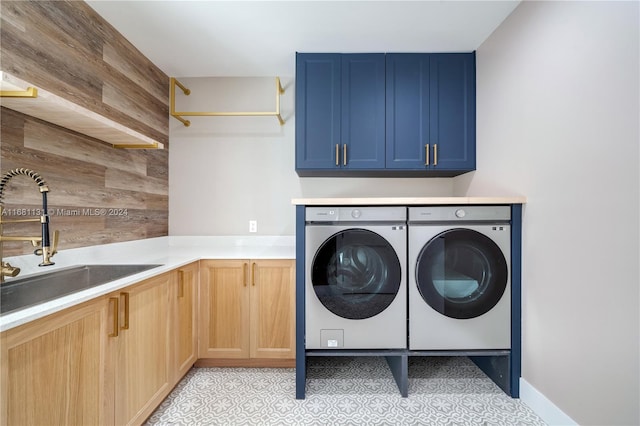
(1, 299), (109, 426)
(250, 260), (295, 359)
(175, 262), (198, 379)
(115, 274), (171, 426)
(199, 260), (250, 358)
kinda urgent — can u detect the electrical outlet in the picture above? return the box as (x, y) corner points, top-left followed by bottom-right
(249, 220), (257, 233)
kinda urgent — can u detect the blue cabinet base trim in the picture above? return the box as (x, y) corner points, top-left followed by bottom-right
(409, 349), (510, 357)
(306, 349), (407, 356)
(298, 350), (513, 399)
(296, 168), (474, 178)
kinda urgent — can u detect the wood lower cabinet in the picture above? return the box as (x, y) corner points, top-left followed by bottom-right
(199, 259), (295, 365)
(1, 271), (176, 426)
(0, 297), (110, 426)
(174, 262), (199, 380)
(199, 260), (250, 358)
(110, 273), (172, 426)
(250, 260), (296, 359)
(0, 258), (289, 424)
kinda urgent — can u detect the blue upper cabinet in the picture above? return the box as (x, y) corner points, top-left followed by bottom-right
(296, 53), (385, 174)
(341, 55), (386, 170)
(429, 53), (476, 172)
(386, 53), (476, 174)
(295, 54), (341, 170)
(296, 52), (475, 177)
(385, 54), (431, 169)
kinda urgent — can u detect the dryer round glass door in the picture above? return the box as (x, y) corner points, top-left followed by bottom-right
(415, 228), (508, 319)
(311, 229), (402, 320)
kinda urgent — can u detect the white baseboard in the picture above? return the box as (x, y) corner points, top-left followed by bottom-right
(519, 378), (577, 426)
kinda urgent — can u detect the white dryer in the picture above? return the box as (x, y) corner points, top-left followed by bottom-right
(305, 206), (407, 350)
(408, 206), (511, 350)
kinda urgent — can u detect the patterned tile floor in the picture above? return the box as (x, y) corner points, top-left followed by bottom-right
(146, 356), (546, 425)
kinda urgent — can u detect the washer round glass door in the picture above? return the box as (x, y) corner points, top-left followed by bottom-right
(311, 229), (402, 320)
(415, 228), (508, 319)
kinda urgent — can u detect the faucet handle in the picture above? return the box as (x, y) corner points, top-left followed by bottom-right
(36, 230), (59, 266)
(1, 262), (21, 278)
(34, 230), (59, 256)
(51, 229), (59, 256)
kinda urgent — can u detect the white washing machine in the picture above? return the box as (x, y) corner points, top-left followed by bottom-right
(408, 206), (511, 350)
(305, 206), (407, 349)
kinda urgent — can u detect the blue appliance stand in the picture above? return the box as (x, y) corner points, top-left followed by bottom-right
(295, 204), (523, 399)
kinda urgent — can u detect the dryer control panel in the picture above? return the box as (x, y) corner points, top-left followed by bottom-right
(409, 206), (510, 222)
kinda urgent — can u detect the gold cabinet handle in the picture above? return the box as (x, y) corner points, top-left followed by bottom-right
(425, 144), (430, 166)
(335, 144), (339, 166)
(252, 262), (256, 286)
(243, 263), (248, 287)
(178, 270), (185, 298)
(108, 297), (119, 337)
(120, 292), (130, 330)
(343, 144), (347, 166)
(434, 144), (438, 166)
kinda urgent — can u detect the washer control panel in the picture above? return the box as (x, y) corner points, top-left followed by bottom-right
(306, 206), (406, 222)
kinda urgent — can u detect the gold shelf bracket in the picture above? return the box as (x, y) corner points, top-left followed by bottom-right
(112, 142), (160, 149)
(0, 87), (38, 98)
(170, 77), (285, 127)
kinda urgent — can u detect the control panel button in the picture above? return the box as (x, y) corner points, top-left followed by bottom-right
(351, 209), (361, 219)
(455, 209), (466, 218)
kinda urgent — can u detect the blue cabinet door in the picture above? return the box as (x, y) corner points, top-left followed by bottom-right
(385, 54), (431, 169)
(341, 54), (386, 169)
(296, 53), (385, 173)
(296, 53), (341, 170)
(386, 53), (476, 172)
(429, 53), (476, 171)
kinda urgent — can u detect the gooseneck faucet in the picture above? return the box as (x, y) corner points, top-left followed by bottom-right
(0, 168), (59, 283)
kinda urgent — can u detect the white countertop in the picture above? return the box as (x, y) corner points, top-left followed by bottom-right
(1, 236), (295, 332)
(291, 196), (527, 205)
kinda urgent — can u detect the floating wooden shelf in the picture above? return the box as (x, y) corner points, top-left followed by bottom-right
(0, 71), (163, 149)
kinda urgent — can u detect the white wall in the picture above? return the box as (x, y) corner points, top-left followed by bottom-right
(455, 1), (639, 424)
(169, 77), (453, 236)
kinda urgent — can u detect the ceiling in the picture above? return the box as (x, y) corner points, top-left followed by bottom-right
(86, 0), (521, 78)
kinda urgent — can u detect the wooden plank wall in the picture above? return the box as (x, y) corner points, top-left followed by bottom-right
(1, 1), (169, 256)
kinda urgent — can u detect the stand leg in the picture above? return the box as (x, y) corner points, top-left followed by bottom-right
(385, 355), (408, 397)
